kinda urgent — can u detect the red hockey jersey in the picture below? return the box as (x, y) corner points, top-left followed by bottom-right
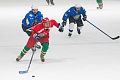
(26, 19), (59, 48)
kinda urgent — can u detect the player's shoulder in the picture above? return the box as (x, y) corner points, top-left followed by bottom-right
(69, 6), (75, 10)
(26, 11), (33, 16)
(37, 11), (43, 16)
(80, 6), (86, 11)
(67, 6), (75, 12)
(50, 19), (56, 22)
(37, 11), (42, 14)
(50, 19), (57, 25)
(27, 10), (33, 14)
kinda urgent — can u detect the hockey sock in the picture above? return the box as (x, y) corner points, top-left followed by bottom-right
(20, 46), (30, 57)
(41, 51), (46, 56)
(69, 23), (74, 34)
(96, 0), (102, 3)
(41, 43), (49, 56)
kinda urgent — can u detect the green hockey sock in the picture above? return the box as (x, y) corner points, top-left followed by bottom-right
(41, 51), (46, 56)
(42, 43), (49, 52)
(20, 46), (30, 57)
(41, 43), (49, 56)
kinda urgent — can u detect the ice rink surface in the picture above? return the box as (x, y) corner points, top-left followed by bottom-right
(0, 0), (120, 80)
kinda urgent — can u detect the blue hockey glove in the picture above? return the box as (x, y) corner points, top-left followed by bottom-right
(82, 16), (87, 21)
(58, 23), (64, 32)
(33, 34), (41, 41)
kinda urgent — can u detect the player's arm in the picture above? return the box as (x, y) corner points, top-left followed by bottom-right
(50, 19), (64, 32)
(37, 11), (43, 22)
(81, 7), (87, 21)
(26, 24), (42, 33)
(33, 27), (49, 41)
(24, 13), (35, 27)
(22, 14), (30, 27)
(62, 8), (71, 26)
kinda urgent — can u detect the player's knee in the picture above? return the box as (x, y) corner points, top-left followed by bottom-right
(42, 43), (49, 52)
(69, 23), (75, 30)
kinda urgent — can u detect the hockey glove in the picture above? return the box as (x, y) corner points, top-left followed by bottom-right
(26, 28), (32, 32)
(58, 23), (64, 32)
(32, 20), (39, 26)
(33, 34), (41, 41)
(82, 16), (87, 21)
(62, 20), (67, 27)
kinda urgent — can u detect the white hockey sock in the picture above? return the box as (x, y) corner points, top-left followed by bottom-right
(69, 23), (74, 34)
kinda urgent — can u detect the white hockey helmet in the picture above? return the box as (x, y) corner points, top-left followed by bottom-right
(31, 5), (38, 9)
(75, 3), (81, 8)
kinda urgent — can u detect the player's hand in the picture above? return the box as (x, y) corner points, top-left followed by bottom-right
(82, 16), (87, 21)
(33, 34), (41, 41)
(26, 28), (32, 32)
(32, 20), (39, 26)
(62, 20), (67, 26)
(58, 23), (64, 32)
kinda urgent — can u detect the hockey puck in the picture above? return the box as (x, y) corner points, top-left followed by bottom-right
(32, 75), (35, 77)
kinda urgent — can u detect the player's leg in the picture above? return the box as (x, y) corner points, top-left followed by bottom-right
(22, 24), (40, 50)
(96, 0), (103, 9)
(22, 24), (32, 36)
(16, 37), (36, 61)
(68, 16), (76, 37)
(99, 3), (103, 9)
(50, 0), (55, 5)
(40, 42), (49, 62)
(46, 0), (50, 5)
(76, 19), (83, 34)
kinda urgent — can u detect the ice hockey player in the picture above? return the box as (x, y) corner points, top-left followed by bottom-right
(46, 0), (55, 5)
(16, 17), (64, 62)
(96, 0), (103, 9)
(61, 3), (87, 37)
(22, 5), (43, 50)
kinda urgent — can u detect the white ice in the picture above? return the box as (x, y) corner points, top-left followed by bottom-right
(0, 0), (120, 80)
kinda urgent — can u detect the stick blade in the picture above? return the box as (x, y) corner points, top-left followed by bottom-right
(19, 70), (28, 74)
(112, 36), (119, 40)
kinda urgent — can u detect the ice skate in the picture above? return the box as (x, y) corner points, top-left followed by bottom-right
(40, 55), (45, 62)
(46, 0), (50, 5)
(96, 6), (103, 9)
(77, 28), (81, 34)
(96, 7), (100, 9)
(50, 0), (55, 5)
(16, 55), (23, 61)
(99, 5), (103, 9)
(51, 3), (55, 5)
(68, 33), (72, 37)
(97, 4), (103, 9)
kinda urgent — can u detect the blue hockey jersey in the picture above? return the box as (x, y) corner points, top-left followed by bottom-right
(22, 11), (43, 28)
(62, 6), (86, 21)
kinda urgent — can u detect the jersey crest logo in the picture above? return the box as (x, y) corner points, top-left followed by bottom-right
(29, 14), (33, 17)
(74, 15), (80, 20)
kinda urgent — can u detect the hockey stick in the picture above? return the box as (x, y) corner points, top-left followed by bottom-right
(86, 20), (119, 40)
(19, 49), (36, 74)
